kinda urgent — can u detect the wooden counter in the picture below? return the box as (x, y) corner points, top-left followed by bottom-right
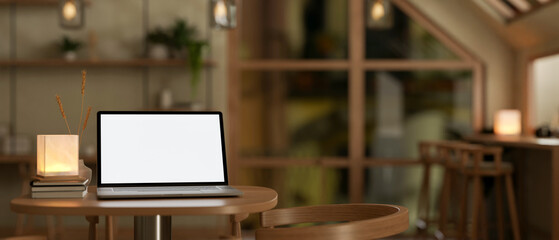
(466, 134), (559, 239)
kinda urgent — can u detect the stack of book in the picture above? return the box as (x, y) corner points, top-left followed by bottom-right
(31, 177), (89, 199)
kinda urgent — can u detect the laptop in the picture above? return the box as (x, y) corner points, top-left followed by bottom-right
(96, 111), (243, 199)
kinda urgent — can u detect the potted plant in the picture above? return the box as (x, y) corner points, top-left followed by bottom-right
(169, 19), (196, 58)
(187, 40), (207, 103)
(146, 27), (171, 60)
(59, 36), (82, 61)
(168, 19), (208, 103)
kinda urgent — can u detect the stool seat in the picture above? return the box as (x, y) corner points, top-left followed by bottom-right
(465, 162), (514, 172)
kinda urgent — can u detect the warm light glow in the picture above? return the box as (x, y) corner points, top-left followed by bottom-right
(37, 135), (79, 177)
(371, 0), (385, 21)
(63, 0), (77, 21)
(214, 0), (228, 26)
(494, 110), (521, 135)
(45, 163), (74, 173)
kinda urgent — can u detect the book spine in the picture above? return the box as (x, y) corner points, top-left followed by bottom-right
(31, 186), (87, 192)
(31, 190), (87, 199)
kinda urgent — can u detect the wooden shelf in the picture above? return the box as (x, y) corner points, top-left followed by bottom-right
(0, 59), (215, 68)
(0, 154), (96, 164)
(0, 0), (57, 5)
(0, 0), (91, 6)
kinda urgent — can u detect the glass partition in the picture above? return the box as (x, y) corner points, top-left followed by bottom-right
(364, 1), (457, 60)
(240, 0), (348, 59)
(365, 70), (472, 159)
(240, 71), (349, 158)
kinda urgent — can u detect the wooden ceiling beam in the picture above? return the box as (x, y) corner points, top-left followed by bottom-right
(508, 0), (559, 23)
(508, 0), (532, 12)
(484, 0), (516, 18)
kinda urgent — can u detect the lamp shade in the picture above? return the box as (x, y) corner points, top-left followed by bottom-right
(211, 0), (236, 29)
(37, 135), (79, 177)
(59, 0), (84, 29)
(494, 110), (521, 135)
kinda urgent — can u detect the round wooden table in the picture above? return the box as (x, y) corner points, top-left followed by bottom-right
(11, 186), (278, 240)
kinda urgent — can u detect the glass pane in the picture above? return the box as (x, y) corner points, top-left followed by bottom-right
(238, 167), (349, 229)
(240, 71), (348, 157)
(364, 165), (445, 234)
(365, 70), (473, 159)
(240, 167), (349, 207)
(240, 0), (348, 59)
(364, 1), (457, 59)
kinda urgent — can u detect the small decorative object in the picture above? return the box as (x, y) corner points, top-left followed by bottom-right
(494, 109), (521, 135)
(211, 0), (236, 29)
(78, 159), (92, 182)
(59, 36), (82, 61)
(535, 125), (553, 138)
(59, 0), (84, 29)
(366, 0), (393, 29)
(146, 27), (172, 60)
(88, 30), (99, 61)
(37, 135), (79, 177)
(159, 89), (173, 109)
(39, 70), (92, 178)
(147, 19), (209, 103)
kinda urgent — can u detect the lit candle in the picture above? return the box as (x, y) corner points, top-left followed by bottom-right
(37, 135), (79, 177)
(494, 110), (521, 135)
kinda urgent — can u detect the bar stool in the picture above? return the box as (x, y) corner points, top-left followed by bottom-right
(417, 141), (452, 234)
(455, 144), (521, 240)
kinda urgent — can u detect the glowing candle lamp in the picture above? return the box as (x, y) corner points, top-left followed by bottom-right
(37, 135), (79, 177)
(494, 110), (521, 135)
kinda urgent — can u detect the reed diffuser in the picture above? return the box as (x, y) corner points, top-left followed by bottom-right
(55, 70), (92, 147)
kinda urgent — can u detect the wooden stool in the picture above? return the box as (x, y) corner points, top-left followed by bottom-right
(417, 141), (446, 233)
(455, 144), (521, 240)
(435, 142), (473, 238)
(418, 140), (464, 236)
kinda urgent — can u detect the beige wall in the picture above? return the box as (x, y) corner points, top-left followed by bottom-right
(408, 0), (516, 128)
(0, 0), (228, 230)
(532, 54), (559, 127)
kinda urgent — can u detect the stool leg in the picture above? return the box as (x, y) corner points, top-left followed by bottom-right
(106, 216), (114, 240)
(495, 177), (505, 240)
(458, 175), (469, 240)
(15, 215), (25, 235)
(438, 168), (452, 235)
(418, 163), (431, 232)
(46, 216), (55, 240)
(505, 174), (521, 240)
(480, 198), (489, 240)
(471, 176), (483, 240)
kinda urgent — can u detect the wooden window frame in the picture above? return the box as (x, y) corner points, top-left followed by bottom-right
(227, 0), (484, 203)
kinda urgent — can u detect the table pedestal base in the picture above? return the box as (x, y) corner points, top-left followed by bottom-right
(134, 215), (171, 240)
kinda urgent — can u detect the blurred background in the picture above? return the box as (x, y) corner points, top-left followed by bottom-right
(2, 0), (559, 239)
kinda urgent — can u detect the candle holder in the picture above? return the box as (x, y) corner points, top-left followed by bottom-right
(37, 135), (79, 178)
(494, 110), (521, 135)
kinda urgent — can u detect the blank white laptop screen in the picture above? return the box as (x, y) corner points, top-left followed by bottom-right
(100, 114), (225, 184)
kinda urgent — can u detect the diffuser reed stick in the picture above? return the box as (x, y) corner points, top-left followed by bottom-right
(80, 106), (92, 144)
(77, 70), (86, 136)
(55, 94), (72, 134)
